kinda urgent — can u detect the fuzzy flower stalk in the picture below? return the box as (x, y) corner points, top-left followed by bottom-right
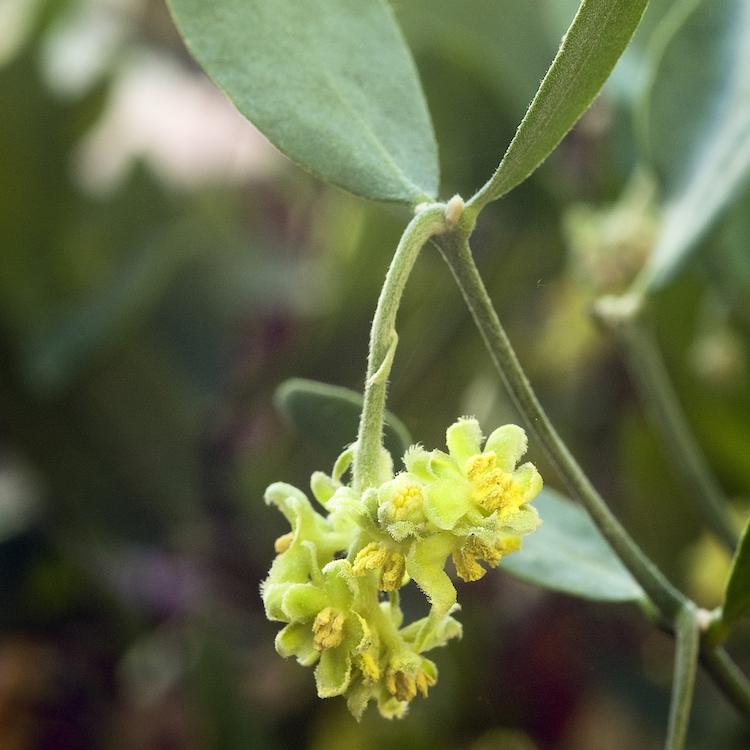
(260, 417), (542, 718)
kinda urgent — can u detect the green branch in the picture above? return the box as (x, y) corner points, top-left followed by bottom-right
(701, 645), (750, 724)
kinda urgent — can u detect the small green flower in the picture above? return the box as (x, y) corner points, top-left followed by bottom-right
(273, 560), (372, 698)
(260, 417), (542, 718)
(401, 418), (542, 615)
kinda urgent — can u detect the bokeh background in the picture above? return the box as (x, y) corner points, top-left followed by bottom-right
(1, 0), (749, 747)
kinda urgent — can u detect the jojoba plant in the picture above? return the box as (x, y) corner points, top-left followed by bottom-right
(167, 0), (750, 745)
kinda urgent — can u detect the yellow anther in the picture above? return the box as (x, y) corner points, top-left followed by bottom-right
(353, 542), (389, 575)
(353, 543), (406, 591)
(357, 649), (381, 682)
(379, 551), (406, 591)
(390, 481), (424, 520)
(452, 546), (487, 582)
(415, 667), (436, 698)
(465, 452), (496, 482)
(274, 532), (294, 554)
(312, 607), (346, 652)
(474, 468), (520, 513)
(386, 669), (417, 703)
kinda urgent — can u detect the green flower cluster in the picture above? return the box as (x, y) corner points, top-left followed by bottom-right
(261, 417), (542, 718)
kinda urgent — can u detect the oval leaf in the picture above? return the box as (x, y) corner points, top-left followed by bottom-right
(721, 513), (750, 630)
(166, 0), (438, 204)
(274, 378), (412, 466)
(500, 488), (645, 602)
(637, 0), (750, 290)
(469, 0), (649, 212)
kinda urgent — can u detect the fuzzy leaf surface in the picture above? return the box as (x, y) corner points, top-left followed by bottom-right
(275, 379), (412, 467)
(167, 0), (438, 203)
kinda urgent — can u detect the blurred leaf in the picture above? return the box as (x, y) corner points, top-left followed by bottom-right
(500, 488), (646, 602)
(21, 218), (203, 396)
(721, 512), (750, 630)
(470, 0), (649, 210)
(275, 378), (412, 466)
(166, 0), (438, 204)
(637, 0), (750, 290)
(189, 624), (261, 750)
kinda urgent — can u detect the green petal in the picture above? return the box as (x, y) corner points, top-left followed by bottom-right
(427, 449), (463, 481)
(275, 622), (318, 666)
(423, 478), (472, 530)
(321, 559), (358, 605)
(281, 583), (329, 621)
(265, 482), (334, 552)
(328, 487), (381, 539)
(261, 582), (290, 621)
(484, 425), (528, 472)
(314, 643), (353, 698)
(501, 505), (541, 537)
(376, 691), (407, 719)
(406, 534), (458, 617)
(332, 446), (355, 483)
(446, 418), (484, 464)
(403, 445), (434, 482)
(346, 679), (376, 720)
(310, 471), (338, 508)
(399, 613), (462, 651)
(513, 462), (543, 503)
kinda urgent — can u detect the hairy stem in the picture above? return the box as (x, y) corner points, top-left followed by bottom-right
(352, 204), (453, 492)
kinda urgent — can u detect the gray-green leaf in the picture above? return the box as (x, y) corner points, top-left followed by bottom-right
(468, 0), (649, 214)
(637, 0), (750, 290)
(274, 378), (412, 467)
(721, 513), (750, 631)
(166, 0), (439, 204)
(500, 488), (645, 602)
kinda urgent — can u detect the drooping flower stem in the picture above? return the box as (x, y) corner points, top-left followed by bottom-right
(352, 203), (454, 493)
(433, 230), (688, 621)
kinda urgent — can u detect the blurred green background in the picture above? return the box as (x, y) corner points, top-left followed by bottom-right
(1, 0), (749, 747)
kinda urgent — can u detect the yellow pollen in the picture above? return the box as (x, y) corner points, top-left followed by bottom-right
(474, 468), (519, 513)
(379, 552), (406, 591)
(353, 542), (389, 575)
(452, 546), (486, 582)
(353, 543), (405, 591)
(415, 668), (436, 698)
(312, 607), (346, 652)
(391, 482), (424, 520)
(465, 452), (496, 482)
(386, 669), (417, 702)
(274, 532), (294, 554)
(357, 649), (381, 682)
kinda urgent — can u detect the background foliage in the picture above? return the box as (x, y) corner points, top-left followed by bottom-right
(0, 0), (749, 747)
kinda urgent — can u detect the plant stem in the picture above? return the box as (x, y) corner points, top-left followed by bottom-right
(352, 204), (451, 493)
(666, 605), (699, 750)
(434, 231), (688, 621)
(700, 646), (750, 724)
(596, 305), (737, 551)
